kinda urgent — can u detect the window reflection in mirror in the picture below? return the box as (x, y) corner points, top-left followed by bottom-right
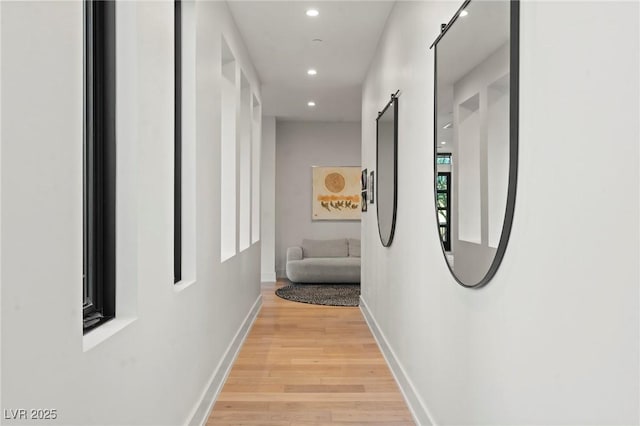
(434, 0), (518, 287)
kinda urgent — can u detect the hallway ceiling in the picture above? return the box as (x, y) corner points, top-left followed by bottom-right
(228, 1), (395, 121)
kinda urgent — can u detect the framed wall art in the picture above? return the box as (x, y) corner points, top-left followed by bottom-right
(369, 170), (375, 204)
(312, 166), (361, 220)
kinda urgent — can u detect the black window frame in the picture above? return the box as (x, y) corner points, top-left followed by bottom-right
(83, 0), (116, 333)
(436, 170), (451, 252)
(174, 0), (182, 284)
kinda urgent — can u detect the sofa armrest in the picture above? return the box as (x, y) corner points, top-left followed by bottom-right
(286, 246), (303, 262)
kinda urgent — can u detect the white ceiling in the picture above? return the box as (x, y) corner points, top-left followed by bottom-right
(228, 1), (395, 121)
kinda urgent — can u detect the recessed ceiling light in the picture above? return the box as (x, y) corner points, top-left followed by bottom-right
(307, 101), (316, 107)
(459, 10), (468, 17)
(307, 69), (317, 76)
(441, 141), (447, 145)
(306, 9), (319, 17)
(312, 38), (323, 42)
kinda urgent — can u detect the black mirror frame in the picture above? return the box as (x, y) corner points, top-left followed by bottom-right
(376, 92), (399, 248)
(431, 0), (520, 288)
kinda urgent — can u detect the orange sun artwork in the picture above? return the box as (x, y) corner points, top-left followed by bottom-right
(312, 167), (361, 221)
(324, 172), (346, 193)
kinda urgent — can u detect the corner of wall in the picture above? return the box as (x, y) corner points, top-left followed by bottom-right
(359, 297), (435, 426)
(187, 294), (262, 426)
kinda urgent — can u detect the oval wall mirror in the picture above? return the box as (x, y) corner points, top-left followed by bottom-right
(432, 0), (519, 287)
(376, 93), (398, 247)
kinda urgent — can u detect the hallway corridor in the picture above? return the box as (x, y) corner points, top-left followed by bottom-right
(207, 281), (413, 425)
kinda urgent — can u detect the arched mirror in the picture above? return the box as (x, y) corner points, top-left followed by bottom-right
(432, 0), (519, 287)
(376, 92), (398, 247)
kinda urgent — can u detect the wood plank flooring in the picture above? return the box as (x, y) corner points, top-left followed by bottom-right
(206, 280), (414, 425)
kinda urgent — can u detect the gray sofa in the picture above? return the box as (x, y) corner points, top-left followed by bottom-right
(286, 238), (361, 283)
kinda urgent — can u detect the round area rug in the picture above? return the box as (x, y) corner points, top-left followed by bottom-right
(275, 284), (360, 307)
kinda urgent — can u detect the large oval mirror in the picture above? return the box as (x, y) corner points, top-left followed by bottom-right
(432, 0), (519, 287)
(377, 93), (398, 247)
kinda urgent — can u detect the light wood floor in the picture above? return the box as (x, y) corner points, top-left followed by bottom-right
(206, 280), (414, 425)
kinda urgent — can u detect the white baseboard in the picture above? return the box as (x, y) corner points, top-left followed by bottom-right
(187, 294), (262, 426)
(261, 272), (276, 282)
(360, 296), (435, 426)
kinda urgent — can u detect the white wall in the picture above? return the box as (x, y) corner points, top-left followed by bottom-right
(361, 1), (639, 425)
(261, 116), (276, 282)
(0, 1), (261, 425)
(275, 121), (361, 277)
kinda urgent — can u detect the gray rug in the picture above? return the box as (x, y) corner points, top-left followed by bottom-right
(275, 283), (360, 307)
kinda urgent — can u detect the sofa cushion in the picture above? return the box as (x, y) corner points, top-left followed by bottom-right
(348, 238), (360, 257)
(286, 257), (361, 283)
(301, 238), (348, 258)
